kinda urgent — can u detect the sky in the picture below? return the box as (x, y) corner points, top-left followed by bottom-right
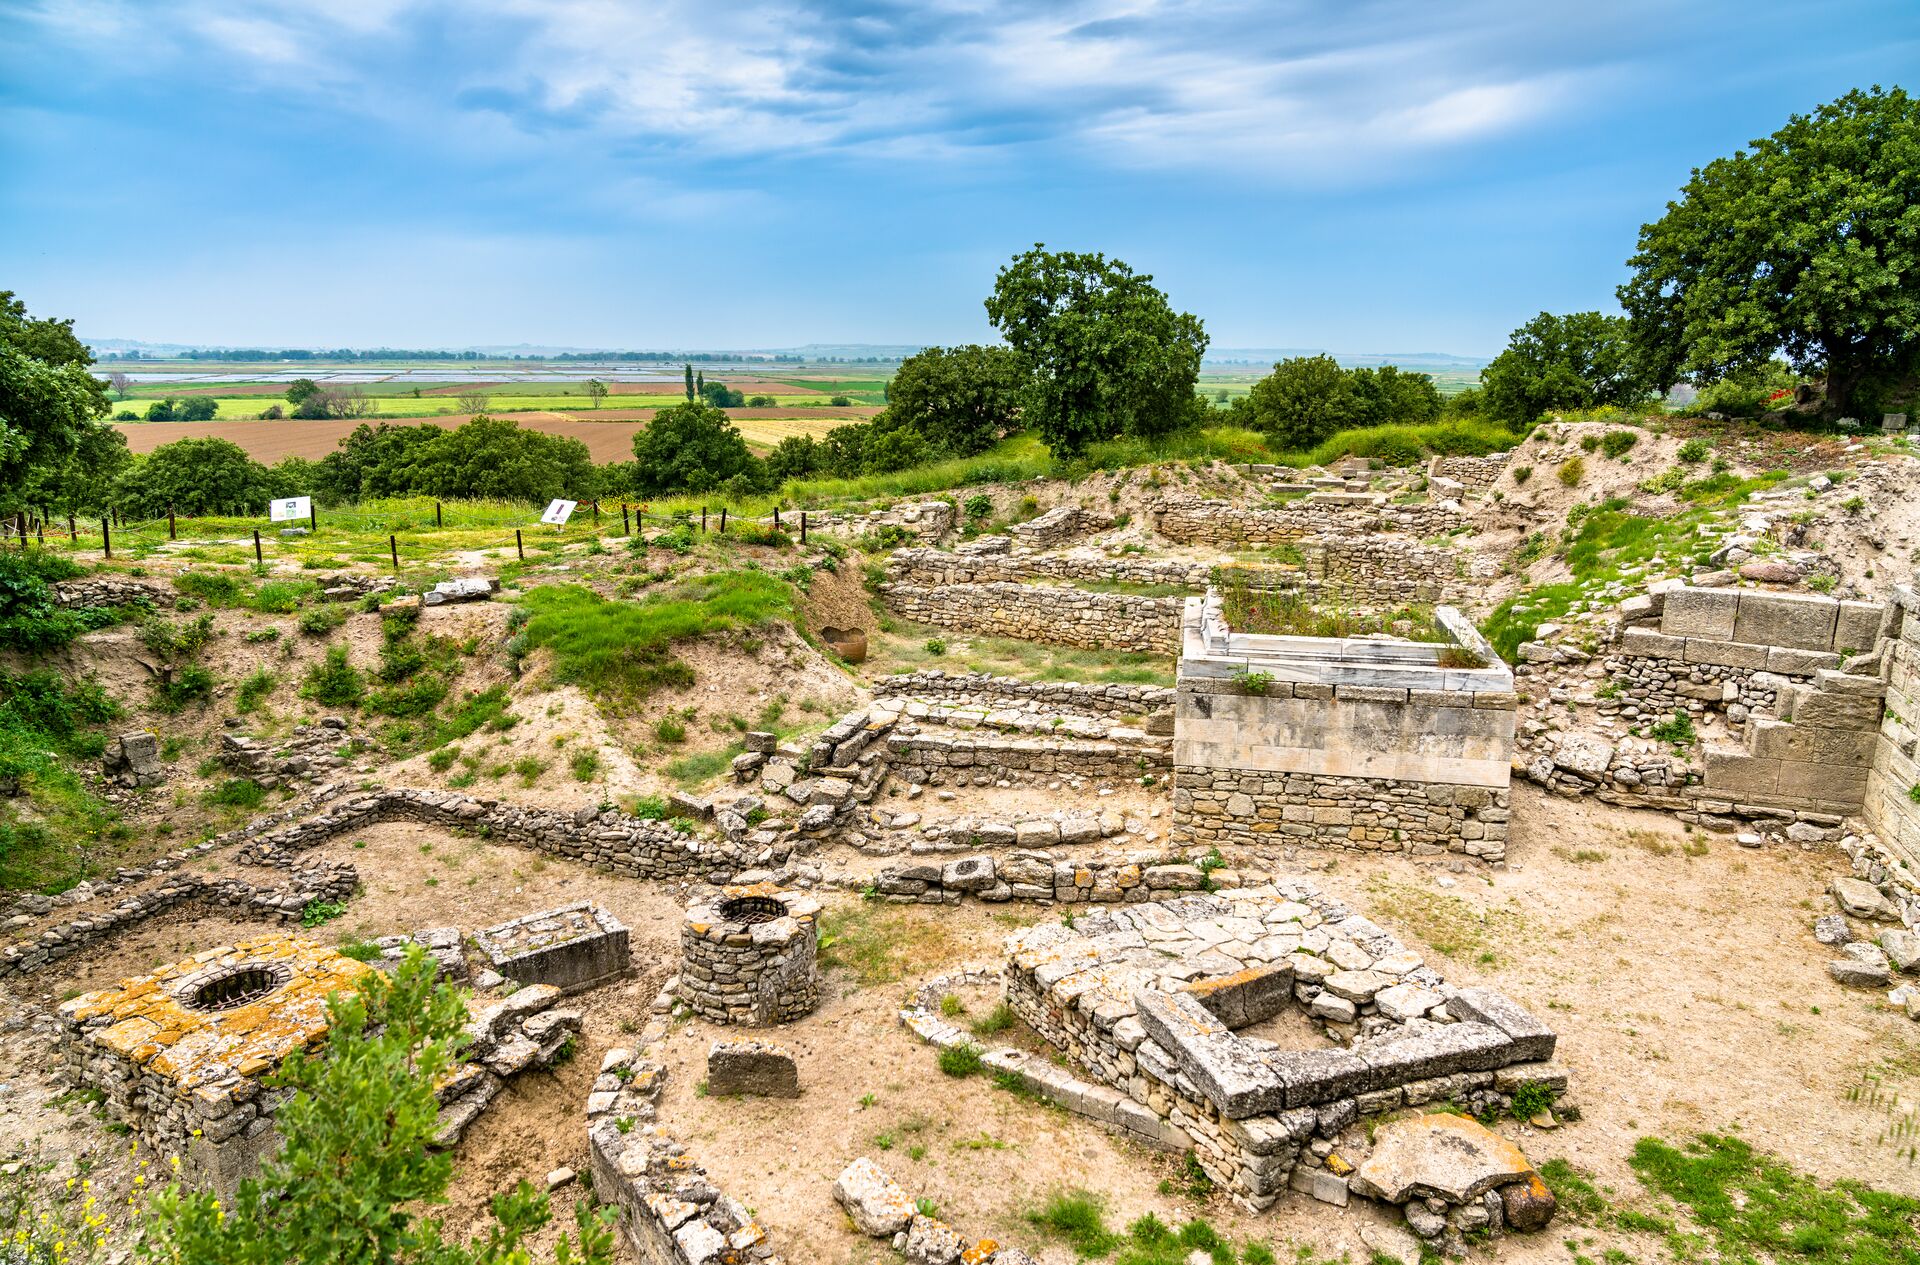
(2, 1), (1915, 358)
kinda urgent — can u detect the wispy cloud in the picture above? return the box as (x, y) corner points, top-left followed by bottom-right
(12, 0), (1639, 180)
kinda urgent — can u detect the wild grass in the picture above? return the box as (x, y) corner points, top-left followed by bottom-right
(816, 900), (971, 987)
(515, 573), (793, 708)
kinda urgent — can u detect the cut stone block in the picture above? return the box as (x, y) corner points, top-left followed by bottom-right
(1732, 591), (1838, 652)
(1661, 588), (1738, 641)
(706, 1039), (800, 1098)
(1351, 1113), (1536, 1204)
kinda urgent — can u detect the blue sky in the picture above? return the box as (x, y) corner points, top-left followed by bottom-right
(2, 1), (1914, 357)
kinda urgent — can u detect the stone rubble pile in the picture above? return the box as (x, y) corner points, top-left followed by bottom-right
(833, 1157), (1039, 1265)
(218, 716), (365, 789)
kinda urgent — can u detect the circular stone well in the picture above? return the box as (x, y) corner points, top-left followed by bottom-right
(678, 884), (821, 1025)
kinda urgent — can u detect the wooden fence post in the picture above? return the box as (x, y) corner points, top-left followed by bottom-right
(67, 514), (76, 541)
(621, 503), (631, 536)
(800, 511), (807, 544)
(515, 529), (524, 560)
(719, 508), (728, 533)
(389, 534), (399, 571)
(253, 529), (263, 563)
(309, 502), (318, 531)
(102, 519), (111, 559)
(773, 507), (781, 531)
(592, 501), (600, 526)
(168, 505), (176, 540)
(701, 507), (707, 533)
(435, 502), (443, 527)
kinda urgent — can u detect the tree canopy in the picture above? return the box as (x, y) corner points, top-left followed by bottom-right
(628, 401), (760, 495)
(884, 344), (1026, 457)
(0, 291), (114, 513)
(1479, 311), (1653, 426)
(114, 437), (287, 517)
(984, 245), (1207, 457)
(402, 416), (598, 502)
(1620, 86), (1920, 420)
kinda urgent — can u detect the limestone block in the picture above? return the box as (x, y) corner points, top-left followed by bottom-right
(1835, 601), (1888, 653)
(1444, 988), (1557, 1062)
(1732, 592), (1839, 651)
(834, 1157), (915, 1236)
(1702, 751), (1779, 797)
(1661, 588), (1739, 641)
(1351, 1113), (1536, 1205)
(1620, 627), (1687, 659)
(1683, 639), (1769, 670)
(706, 1040), (800, 1098)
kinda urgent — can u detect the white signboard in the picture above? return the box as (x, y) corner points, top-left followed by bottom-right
(540, 499), (577, 526)
(269, 496), (312, 523)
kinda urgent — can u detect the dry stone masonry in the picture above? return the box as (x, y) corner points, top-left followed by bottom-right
(678, 884), (822, 1025)
(879, 579), (1179, 652)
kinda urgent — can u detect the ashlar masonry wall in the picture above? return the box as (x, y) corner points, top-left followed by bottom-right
(1151, 495), (1465, 547)
(1173, 596), (1516, 862)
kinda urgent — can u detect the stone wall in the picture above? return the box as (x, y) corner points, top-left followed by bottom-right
(1175, 766), (1511, 862)
(878, 581), (1179, 653)
(1428, 452), (1512, 494)
(872, 670), (1173, 719)
(1007, 504), (1087, 548)
(587, 1049), (786, 1265)
(51, 576), (170, 608)
(1172, 597), (1517, 862)
(884, 730), (1171, 787)
(887, 546), (1208, 589)
(1151, 496), (1465, 547)
(1608, 586), (1884, 725)
(1863, 588), (1920, 898)
(233, 786), (746, 880)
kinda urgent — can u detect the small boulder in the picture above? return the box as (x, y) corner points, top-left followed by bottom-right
(1500, 1172), (1558, 1233)
(833, 1158), (914, 1237)
(1813, 914), (1853, 946)
(1832, 877), (1894, 921)
(1881, 928), (1920, 974)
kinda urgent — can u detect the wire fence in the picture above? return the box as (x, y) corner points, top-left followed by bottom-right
(0, 497), (837, 569)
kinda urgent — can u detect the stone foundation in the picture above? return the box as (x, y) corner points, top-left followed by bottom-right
(1151, 496), (1465, 546)
(1001, 886), (1562, 1210)
(1176, 767), (1511, 861)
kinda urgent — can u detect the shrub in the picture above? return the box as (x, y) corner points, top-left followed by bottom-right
(173, 570), (250, 607)
(1511, 465), (1532, 484)
(206, 778), (267, 809)
(138, 946), (617, 1264)
(1579, 433), (1601, 452)
(1676, 437), (1712, 463)
(569, 750), (600, 782)
(154, 664), (216, 712)
(302, 646), (366, 707)
(964, 494), (993, 520)
(654, 715), (687, 744)
(299, 604), (348, 636)
(924, 638), (947, 656)
(235, 669), (278, 714)
(1557, 456), (1585, 486)
(1599, 429), (1638, 458)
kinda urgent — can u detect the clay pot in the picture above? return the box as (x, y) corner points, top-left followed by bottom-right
(820, 626), (867, 663)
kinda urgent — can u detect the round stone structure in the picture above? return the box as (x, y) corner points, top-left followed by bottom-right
(678, 883), (821, 1025)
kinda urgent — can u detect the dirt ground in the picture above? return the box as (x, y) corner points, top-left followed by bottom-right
(9, 785), (1913, 1264)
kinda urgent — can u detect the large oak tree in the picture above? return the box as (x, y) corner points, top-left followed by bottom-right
(1619, 86), (1920, 420)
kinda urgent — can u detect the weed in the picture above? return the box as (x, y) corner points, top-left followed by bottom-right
(937, 1043), (983, 1078)
(300, 899), (348, 928)
(1558, 456), (1586, 487)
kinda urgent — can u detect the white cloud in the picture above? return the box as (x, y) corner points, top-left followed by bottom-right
(17, 0), (1645, 180)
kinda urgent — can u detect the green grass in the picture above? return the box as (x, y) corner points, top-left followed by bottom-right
(1023, 1191), (1271, 1265)
(1629, 1133), (1920, 1265)
(515, 573), (794, 709)
(816, 901), (971, 987)
(0, 671), (125, 892)
(1480, 472), (1790, 661)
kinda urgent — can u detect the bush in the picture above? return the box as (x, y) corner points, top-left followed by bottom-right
(206, 778), (267, 809)
(654, 715), (686, 744)
(173, 570), (250, 607)
(1511, 465), (1532, 484)
(0, 552), (102, 653)
(299, 604), (348, 636)
(302, 646), (365, 707)
(153, 664), (215, 712)
(1557, 456), (1586, 486)
(1676, 437), (1712, 463)
(235, 669), (278, 714)
(1599, 429), (1639, 458)
(253, 580), (316, 614)
(964, 494), (994, 520)
(138, 946), (618, 1265)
